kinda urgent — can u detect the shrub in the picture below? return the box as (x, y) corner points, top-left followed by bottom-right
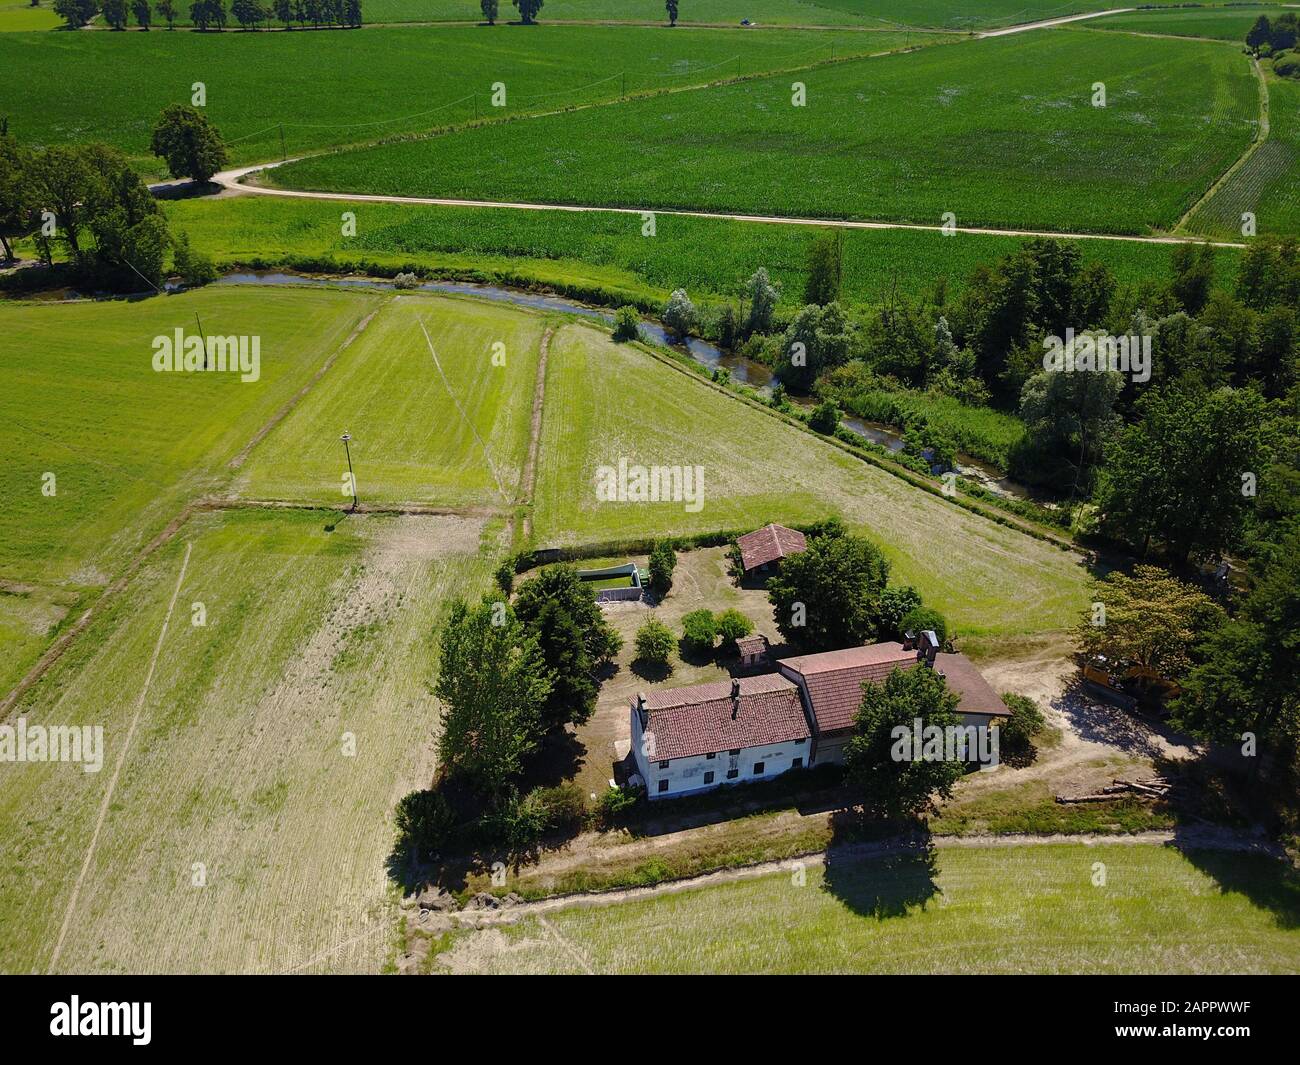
(172, 232), (218, 286)
(809, 399), (840, 434)
(900, 605), (948, 646)
(393, 271), (420, 289)
(662, 288), (697, 337)
(647, 539), (676, 596)
(876, 585), (922, 639)
(494, 559), (514, 595)
(597, 784), (643, 827)
(392, 788), (457, 860)
(612, 305), (641, 342)
(715, 608), (754, 651)
(681, 609), (718, 653)
(634, 617), (675, 666)
(999, 693), (1046, 764)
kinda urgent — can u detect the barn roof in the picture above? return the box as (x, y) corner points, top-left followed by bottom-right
(778, 642), (919, 734)
(736, 523), (807, 572)
(935, 653), (1010, 718)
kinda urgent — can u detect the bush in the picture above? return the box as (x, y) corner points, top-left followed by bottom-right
(393, 271), (420, 289)
(715, 608), (754, 651)
(172, 232), (219, 286)
(597, 784), (643, 827)
(393, 788), (457, 860)
(647, 539), (676, 595)
(900, 605), (948, 646)
(634, 617), (675, 666)
(612, 305), (641, 342)
(809, 399), (840, 434)
(999, 693), (1046, 764)
(662, 288), (697, 337)
(494, 559), (514, 595)
(877, 585), (922, 639)
(681, 609), (718, 653)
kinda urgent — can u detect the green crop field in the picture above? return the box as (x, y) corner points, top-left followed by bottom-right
(0, 506), (499, 974)
(533, 322), (1089, 636)
(164, 194), (1241, 314)
(435, 843), (1300, 973)
(272, 29), (1259, 234)
(1090, 6), (1286, 43)
(0, 24), (923, 176)
(1186, 70), (1300, 240)
(0, 0), (59, 30)
(235, 292), (545, 507)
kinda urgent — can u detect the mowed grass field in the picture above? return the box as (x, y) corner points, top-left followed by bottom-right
(0, 24), (923, 175)
(1186, 71), (1300, 240)
(0, 287), (382, 588)
(235, 292), (545, 507)
(436, 843), (1300, 974)
(165, 194), (1242, 313)
(0, 507), (499, 974)
(274, 29), (1259, 234)
(533, 322), (1088, 637)
(0, 0), (59, 30)
(1091, 7), (1289, 42)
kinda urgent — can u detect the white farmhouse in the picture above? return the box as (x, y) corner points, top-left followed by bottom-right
(630, 675), (811, 800)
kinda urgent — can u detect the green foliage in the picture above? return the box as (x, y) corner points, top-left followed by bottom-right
(597, 783), (642, 827)
(714, 608), (754, 651)
(393, 788), (456, 860)
(767, 532), (890, 651)
(189, 0), (226, 28)
(680, 608), (718, 654)
(900, 605), (948, 646)
(434, 596), (551, 795)
(998, 692), (1045, 764)
(102, 0), (128, 27)
(172, 231), (218, 285)
(776, 301), (853, 392)
(480, 0), (497, 23)
(151, 104), (229, 183)
(809, 399), (839, 435)
(662, 287), (696, 337)
(514, 564), (622, 664)
(512, 0), (541, 23)
(843, 664), (964, 819)
(647, 539), (676, 595)
(612, 304), (641, 342)
(1017, 360), (1122, 499)
(876, 585), (922, 640)
(53, 0), (97, 27)
(634, 616), (675, 666)
(744, 266), (779, 336)
(481, 783), (586, 850)
(804, 230), (843, 306)
(132, 0), (153, 25)
(494, 558), (514, 594)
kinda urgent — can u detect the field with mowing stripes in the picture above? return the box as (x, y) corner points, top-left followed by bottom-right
(0, 25), (922, 176)
(273, 30), (1258, 234)
(435, 843), (1300, 974)
(1090, 7), (1289, 42)
(0, 507), (499, 974)
(534, 322), (1088, 637)
(236, 292), (545, 507)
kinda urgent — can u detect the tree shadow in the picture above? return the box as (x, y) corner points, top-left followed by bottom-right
(820, 830), (941, 920)
(1171, 844), (1300, 931)
(630, 658), (673, 683)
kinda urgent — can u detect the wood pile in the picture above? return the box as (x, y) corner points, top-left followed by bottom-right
(1055, 776), (1175, 805)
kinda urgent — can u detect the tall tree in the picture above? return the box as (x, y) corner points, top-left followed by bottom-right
(131, 0), (152, 26)
(0, 121), (34, 262)
(665, 0), (677, 26)
(480, 0), (497, 23)
(53, 0), (97, 28)
(843, 665), (964, 819)
(101, 0), (128, 27)
(157, 0), (176, 26)
(512, 0), (541, 23)
(1017, 360), (1122, 500)
(1095, 386), (1268, 565)
(767, 532), (891, 651)
(150, 104), (229, 183)
(743, 266), (779, 336)
(434, 598), (551, 795)
(513, 564), (622, 666)
(803, 229), (842, 306)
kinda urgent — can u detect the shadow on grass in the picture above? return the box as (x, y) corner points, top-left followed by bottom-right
(820, 830), (941, 920)
(1173, 846), (1300, 931)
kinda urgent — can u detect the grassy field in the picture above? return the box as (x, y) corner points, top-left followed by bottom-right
(1090, 6), (1286, 42)
(533, 322), (1088, 636)
(0, 506), (500, 974)
(235, 292), (545, 507)
(164, 194), (1242, 314)
(273, 29), (1259, 234)
(0, 287), (381, 588)
(435, 843), (1300, 974)
(1185, 70), (1300, 240)
(0, 24), (922, 175)
(0, 0), (59, 30)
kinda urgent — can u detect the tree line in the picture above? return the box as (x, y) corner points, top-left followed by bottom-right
(52, 0), (362, 29)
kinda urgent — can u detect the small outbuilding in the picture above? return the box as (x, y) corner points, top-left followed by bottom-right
(736, 522), (807, 577)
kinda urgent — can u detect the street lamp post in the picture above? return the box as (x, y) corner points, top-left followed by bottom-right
(340, 431), (357, 511)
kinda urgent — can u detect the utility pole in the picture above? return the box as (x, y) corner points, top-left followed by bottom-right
(279, 123), (286, 162)
(340, 431), (357, 511)
(194, 313), (209, 370)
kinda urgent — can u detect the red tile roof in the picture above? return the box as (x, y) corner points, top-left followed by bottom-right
(778, 643), (919, 734)
(735, 634), (769, 657)
(737, 523), (807, 572)
(935, 653), (1009, 718)
(635, 674), (810, 760)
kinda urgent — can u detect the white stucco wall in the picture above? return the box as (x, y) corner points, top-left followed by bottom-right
(630, 705), (809, 800)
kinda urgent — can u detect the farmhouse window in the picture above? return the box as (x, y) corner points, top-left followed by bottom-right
(704, 772), (714, 785)
(706, 752), (716, 759)
(726, 769), (738, 780)
(794, 737), (806, 745)
(728, 748), (740, 756)
(792, 757), (803, 769)
(658, 780), (668, 793)
(658, 759), (669, 769)
(753, 762), (765, 776)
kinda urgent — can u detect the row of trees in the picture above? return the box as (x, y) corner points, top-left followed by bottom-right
(475, 1), (680, 25)
(1246, 13), (1298, 55)
(1, 107), (226, 287)
(53, 0), (362, 29)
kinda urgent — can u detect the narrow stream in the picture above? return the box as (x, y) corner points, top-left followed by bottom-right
(214, 270), (1034, 501)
